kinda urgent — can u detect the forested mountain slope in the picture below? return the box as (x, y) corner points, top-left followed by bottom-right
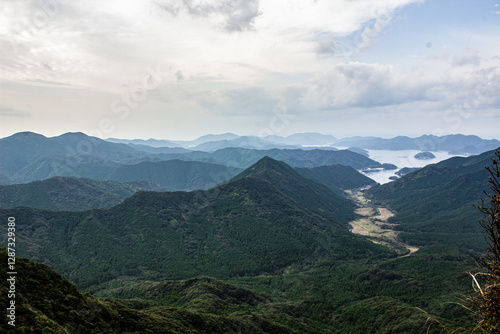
(0, 177), (169, 210)
(0, 158), (384, 293)
(368, 149), (499, 251)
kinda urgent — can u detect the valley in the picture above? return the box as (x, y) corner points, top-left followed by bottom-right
(347, 188), (419, 255)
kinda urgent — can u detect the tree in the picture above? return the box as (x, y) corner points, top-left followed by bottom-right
(471, 150), (500, 332)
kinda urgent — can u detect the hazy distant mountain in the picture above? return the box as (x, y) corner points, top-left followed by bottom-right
(106, 138), (180, 148)
(177, 133), (240, 147)
(0, 132), (242, 188)
(265, 133), (337, 146)
(333, 134), (499, 154)
(0, 132), (384, 185)
(109, 133), (242, 149)
(0, 177), (169, 210)
(122, 144), (192, 154)
(346, 147), (369, 157)
(3, 153), (120, 185)
(192, 136), (298, 151)
(0, 132), (149, 182)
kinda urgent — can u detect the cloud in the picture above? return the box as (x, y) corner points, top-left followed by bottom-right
(155, 0), (261, 31)
(0, 107), (31, 118)
(315, 35), (336, 56)
(0, 0), (427, 93)
(1, 0), (498, 140)
(452, 48), (480, 67)
(175, 70), (184, 81)
(299, 61), (500, 112)
(301, 62), (427, 109)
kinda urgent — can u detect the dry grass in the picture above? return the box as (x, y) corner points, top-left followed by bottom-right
(348, 190), (419, 255)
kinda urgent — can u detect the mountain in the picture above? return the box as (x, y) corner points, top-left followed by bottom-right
(1, 156), (240, 190)
(0, 132), (242, 189)
(1, 132), (381, 185)
(333, 134), (499, 154)
(125, 144), (192, 154)
(0, 132), (148, 183)
(295, 164), (376, 194)
(185, 147), (383, 169)
(0, 249), (295, 333)
(346, 147), (369, 157)
(106, 159), (242, 190)
(106, 137), (180, 148)
(192, 136), (298, 151)
(0, 158), (385, 292)
(1, 246), (471, 333)
(176, 133), (241, 148)
(0, 155), (483, 332)
(229, 157), (356, 223)
(0, 177), (169, 210)
(265, 133), (337, 146)
(368, 149), (499, 251)
(1, 152), (120, 185)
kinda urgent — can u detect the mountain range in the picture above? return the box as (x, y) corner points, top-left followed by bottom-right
(332, 134), (499, 154)
(0, 132), (384, 185)
(0, 157), (385, 293)
(0, 163), (375, 211)
(1, 131), (498, 332)
(107, 132), (498, 155)
(1, 152), (485, 332)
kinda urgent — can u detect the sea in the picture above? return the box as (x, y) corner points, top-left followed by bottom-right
(351, 149), (467, 185)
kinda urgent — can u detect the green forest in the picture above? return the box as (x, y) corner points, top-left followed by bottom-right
(1, 143), (499, 332)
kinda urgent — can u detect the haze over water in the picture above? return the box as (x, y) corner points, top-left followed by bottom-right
(359, 149), (467, 184)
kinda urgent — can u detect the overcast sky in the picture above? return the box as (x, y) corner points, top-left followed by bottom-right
(1, 0), (499, 140)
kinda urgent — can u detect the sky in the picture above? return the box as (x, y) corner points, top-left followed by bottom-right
(0, 0), (499, 140)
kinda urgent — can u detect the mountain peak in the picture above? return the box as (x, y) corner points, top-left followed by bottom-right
(3, 131), (47, 140)
(229, 156), (355, 224)
(232, 156), (294, 181)
(58, 132), (95, 139)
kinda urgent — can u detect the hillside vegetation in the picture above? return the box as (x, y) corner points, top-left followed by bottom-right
(0, 249), (295, 333)
(1, 149), (494, 332)
(369, 149), (498, 251)
(0, 177), (169, 210)
(0, 158), (384, 293)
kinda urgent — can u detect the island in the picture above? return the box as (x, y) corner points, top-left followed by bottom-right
(414, 151), (436, 160)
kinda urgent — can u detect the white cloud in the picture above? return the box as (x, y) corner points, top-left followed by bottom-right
(452, 47), (480, 67)
(301, 62), (433, 109)
(0, 0), (499, 139)
(0, 0), (425, 90)
(299, 60), (500, 114)
(155, 0), (262, 32)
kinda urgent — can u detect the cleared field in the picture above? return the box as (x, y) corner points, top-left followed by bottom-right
(348, 189), (418, 255)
